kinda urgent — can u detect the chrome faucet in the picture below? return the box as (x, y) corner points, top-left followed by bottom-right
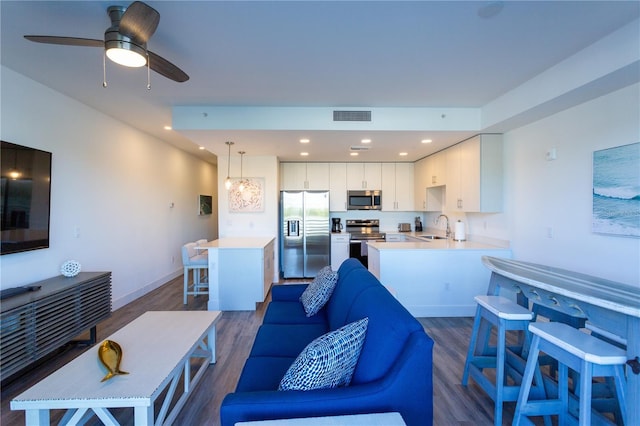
(437, 214), (451, 239)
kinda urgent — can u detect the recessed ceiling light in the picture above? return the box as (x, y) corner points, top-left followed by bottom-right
(164, 125), (172, 130)
(300, 152), (309, 156)
(421, 139), (432, 144)
(399, 152), (408, 156)
(350, 152), (359, 156)
(199, 146), (206, 150)
(361, 139), (371, 144)
(300, 138), (310, 144)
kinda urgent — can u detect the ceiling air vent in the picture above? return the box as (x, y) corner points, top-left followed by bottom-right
(350, 145), (370, 151)
(333, 110), (371, 122)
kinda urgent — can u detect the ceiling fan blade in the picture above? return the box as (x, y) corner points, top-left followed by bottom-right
(24, 35), (103, 48)
(119, 1), (160, 44)
(147, 51), (189, 83)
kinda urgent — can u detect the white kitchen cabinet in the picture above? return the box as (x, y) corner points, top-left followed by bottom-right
(413, 157), (429, 211)
(425, 151), (446, 188)
(280, 162), (329, 190)
(329, 163), (347, 211)
(445, 134), (503, 212)
(346, 163), (382, 190)
(330, 233), (350, 270)
(280, 163), (305, 190)
(306, 163), (330, 189)
(381, 163), (414, 211)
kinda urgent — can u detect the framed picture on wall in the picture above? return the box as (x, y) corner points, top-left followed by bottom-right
(199, 194), (213, 215)
(592, 142), (639, 237)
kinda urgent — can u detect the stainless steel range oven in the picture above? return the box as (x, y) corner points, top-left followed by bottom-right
(346, 219), (386, 268)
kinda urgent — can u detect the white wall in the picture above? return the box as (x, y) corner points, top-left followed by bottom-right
(217, 154), (280, 282)
(466, 83), (640, 286)
(0, 67), (218, 308)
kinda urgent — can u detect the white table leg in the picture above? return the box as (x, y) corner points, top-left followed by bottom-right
(134, 405), (153, 426)
(208, 324), (217, 364)
(25, 409), (50, 426)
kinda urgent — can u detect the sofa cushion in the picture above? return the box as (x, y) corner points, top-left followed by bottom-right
(263, 300), (328, 325)
(326, 264), (378, 330)
(270, 283), (308, 302)
(299, 266), (338, 317)
(345, 286), (423, 384)
(235, 357), (297, 392)
(279, 317), (369, 391)
(249, 323), (329, 358)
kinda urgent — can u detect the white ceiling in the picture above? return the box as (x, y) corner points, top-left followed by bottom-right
(1, 1), (638, 164)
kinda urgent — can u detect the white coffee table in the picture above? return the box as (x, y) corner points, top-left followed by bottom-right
(11, 310), (221, 426)
(235, 412), (407, 425)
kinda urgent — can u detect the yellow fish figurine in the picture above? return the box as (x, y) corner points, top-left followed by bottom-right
(98, 340), (129, 382)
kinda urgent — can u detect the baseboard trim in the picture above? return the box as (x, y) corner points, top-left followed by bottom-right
(112, 268), (182, 310)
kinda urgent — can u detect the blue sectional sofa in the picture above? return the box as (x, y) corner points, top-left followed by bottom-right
(220, 259), (435, 426)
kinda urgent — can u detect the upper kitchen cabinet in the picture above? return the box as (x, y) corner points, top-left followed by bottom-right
(445, 134), (503, 212)
(382, 163), (414, 211)
(329, 163), (347, 211)
(414, 157), (428, 211)
(346, 163), (382, 190)
(280, 162), (329, 190)
(425, 151), (447, 188)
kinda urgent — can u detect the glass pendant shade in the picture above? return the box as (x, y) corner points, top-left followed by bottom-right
(225, 141), (234, 191)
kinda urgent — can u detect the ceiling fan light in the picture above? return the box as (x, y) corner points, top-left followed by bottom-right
(105, 40), (147, 67)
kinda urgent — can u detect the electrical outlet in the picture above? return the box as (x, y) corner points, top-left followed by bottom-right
(546, 147), (557, 161)
(171, 256), (175, 264)
(546, 227), (553, 238)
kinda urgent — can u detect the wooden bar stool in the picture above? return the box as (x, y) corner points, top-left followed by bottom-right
(514, 321), (627, 426)
(462, 295), (542, 426)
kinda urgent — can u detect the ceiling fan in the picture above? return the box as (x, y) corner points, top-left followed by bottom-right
(24, 1), (189, 83)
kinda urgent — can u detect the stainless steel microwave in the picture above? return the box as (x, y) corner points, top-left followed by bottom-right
(347, 190), (382, 210)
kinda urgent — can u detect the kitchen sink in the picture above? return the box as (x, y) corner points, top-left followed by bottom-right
(418, 235), (447, 241)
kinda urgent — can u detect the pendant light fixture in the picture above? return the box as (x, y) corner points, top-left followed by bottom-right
(224, 141), (234, 190)
(238, 151), (246, 192)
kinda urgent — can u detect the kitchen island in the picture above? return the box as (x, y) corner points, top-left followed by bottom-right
(199, 237), (275, 311)
(368, 238), (511, 317)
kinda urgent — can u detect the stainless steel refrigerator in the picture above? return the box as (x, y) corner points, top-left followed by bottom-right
(280, 191), (330, 278)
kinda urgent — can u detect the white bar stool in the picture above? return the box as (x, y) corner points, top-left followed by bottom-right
(462, 295), (542, 426)
(182, 242), (209, 304)
(514, 321), (627, 426)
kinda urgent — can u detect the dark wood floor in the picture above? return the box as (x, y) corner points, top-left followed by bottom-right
(1, 276), (527, 425)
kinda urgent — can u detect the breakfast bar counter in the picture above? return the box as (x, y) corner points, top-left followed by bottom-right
(482, 256), (640, 424)
(367, 240), (512, 317)
(199, 237), (275, 311)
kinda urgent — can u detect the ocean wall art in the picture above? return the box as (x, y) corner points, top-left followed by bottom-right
(592, 142), (640, 237)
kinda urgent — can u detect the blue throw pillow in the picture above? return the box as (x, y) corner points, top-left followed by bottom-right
(278, 317), (369, 391)
(299, 266), (338, 317)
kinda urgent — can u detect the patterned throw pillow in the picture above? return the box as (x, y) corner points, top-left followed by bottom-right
(279, 317), (369, 391)
(299, 266), (338, 317)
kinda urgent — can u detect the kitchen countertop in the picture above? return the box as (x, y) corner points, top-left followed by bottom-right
(373, 230), (508, 250)
(199, 237), (274, 249)
(368, 239), (506, 251)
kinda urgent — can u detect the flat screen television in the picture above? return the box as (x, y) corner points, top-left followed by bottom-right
(1, 141), (52, 255)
